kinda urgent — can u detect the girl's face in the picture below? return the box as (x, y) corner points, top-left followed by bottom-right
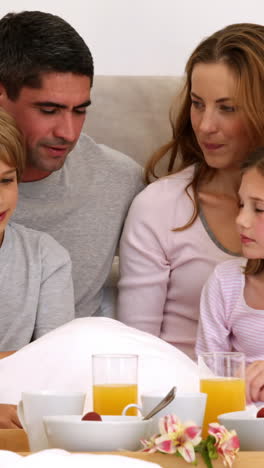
(190, 62), (252, 170)
(0, 160), (18, 246)
(236, 167), (264, 259)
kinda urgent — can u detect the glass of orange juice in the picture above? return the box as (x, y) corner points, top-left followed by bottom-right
(198, 352), (246, 437)
(92, 354), (138, 415)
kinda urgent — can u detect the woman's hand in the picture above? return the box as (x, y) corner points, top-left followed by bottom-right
(0, 404), (22, 429)
(245, 361), (264, 403)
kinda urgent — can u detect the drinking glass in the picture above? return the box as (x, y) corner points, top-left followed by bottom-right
(198, 352), (246, 437)
(92, 354), (138, 415)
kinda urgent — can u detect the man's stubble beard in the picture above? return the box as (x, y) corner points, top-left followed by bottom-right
(26, 145), (70, 173)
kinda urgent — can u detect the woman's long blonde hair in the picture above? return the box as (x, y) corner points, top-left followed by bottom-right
(241, 148), (264, 276)
(0, 107), (25, 181)
(145, 23), (264, 231)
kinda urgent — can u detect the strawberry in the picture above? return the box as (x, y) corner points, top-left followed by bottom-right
(256, 407), (264, 418)
(81, 411), (102, 421)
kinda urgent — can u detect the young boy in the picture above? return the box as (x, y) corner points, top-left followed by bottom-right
(0, 107), (75, 351)
(0, 107), (75, 428)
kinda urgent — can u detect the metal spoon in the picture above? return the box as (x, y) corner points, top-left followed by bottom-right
(142, 386), (177, 420)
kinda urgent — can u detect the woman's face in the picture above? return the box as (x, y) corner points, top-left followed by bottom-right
(190, 62), (252, 170)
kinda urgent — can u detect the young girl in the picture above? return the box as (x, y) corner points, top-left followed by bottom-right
(0, 107), (74, 351)
(196, 147), (264, 403)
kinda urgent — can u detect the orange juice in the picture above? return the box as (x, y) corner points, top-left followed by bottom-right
(93, 384), (138, 415)
(200, 378), (245, 437)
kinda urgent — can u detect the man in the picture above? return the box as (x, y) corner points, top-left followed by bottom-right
(0, 10), (143, 428)
(0, 10), (143, 319)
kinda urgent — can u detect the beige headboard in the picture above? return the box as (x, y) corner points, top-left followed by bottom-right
(84, 75), (184, 169)
(83, 76), (185, 316)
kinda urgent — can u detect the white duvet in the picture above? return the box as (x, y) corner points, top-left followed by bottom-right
(0, 449), (162, 467)
(0, 317), (199, 407)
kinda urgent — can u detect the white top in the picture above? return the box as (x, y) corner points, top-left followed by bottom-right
(0, 222), (74, 350)
(117, 165), (239, 359)
(196, 258), (264, 364)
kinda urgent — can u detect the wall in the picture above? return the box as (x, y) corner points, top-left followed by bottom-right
(0, 0), (263, 75)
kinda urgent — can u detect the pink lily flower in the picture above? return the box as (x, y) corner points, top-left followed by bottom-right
(154, 414), (201, 462)
(208, 423), (240, 468)
(140, 415), (240, 467)
(140, 435), (159, 454)
(208, 422), (228, 440)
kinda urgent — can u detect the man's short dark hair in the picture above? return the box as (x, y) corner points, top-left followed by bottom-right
(0, 10), (94, 99)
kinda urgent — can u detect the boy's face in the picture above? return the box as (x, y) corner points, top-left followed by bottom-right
(0, 160), (18, 246)
(0, 72), (91, 182)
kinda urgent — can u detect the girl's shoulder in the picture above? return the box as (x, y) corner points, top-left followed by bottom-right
(213, 258), (247, 282)
(204, 259), (246, 315)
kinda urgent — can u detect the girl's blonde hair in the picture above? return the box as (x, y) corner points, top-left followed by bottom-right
(145, 23), (264, 231)
(241, 147), (264, 276)
(0, 107), (25, 181)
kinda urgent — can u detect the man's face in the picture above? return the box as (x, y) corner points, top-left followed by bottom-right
(0, 72), (91, 181)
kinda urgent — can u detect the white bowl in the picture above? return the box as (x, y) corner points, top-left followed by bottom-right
(140, 392), (207, 427)
(218, 410), (264, 451)
(43, 414), (152, 452)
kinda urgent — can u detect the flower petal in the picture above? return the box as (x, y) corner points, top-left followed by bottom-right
(157, 439), (177, 454)
(224, 434), (240, 451)
(208, 424), (240, 467)
(140, 437), (158, 453)
(208, 422), (227, 439)
(184, 423), (202, 445)
(159, 414), (180, 434)
(178, 441), (196, 463)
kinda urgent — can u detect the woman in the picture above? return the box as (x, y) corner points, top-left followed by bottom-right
(117, 23), (264, 360)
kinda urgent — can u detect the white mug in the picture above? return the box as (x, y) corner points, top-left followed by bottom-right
(123, 392), (207, 433)
(17, 391), (86, 452)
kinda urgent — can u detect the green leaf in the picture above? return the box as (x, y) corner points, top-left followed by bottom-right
(207, 440), (218, 460)
(194, 441), (206, 453)
(194, 440), (215, 468)
(201, 449), (214, 468)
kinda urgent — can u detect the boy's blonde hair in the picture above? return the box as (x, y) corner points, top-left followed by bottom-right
(0, 107), (25, 182)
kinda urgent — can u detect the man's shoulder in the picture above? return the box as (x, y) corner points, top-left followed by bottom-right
(76, 134), (142, 177)
(73, 134), (144, 198)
